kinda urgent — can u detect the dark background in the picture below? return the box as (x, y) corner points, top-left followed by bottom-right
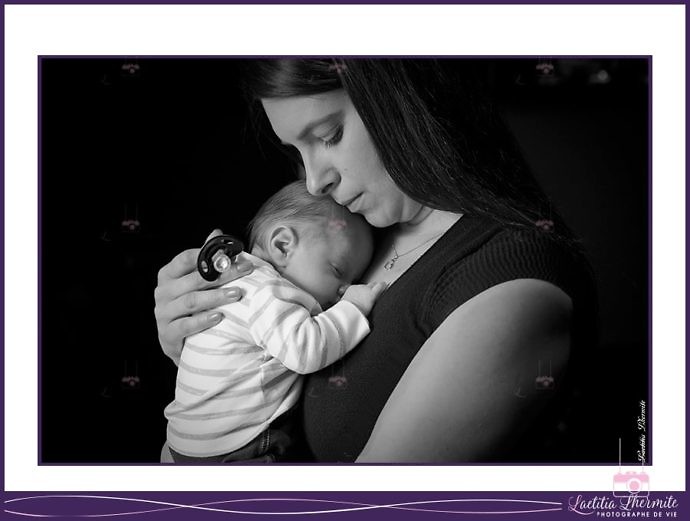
(40, 58), (649, 464)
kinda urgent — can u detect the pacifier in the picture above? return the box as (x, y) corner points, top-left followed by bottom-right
(197, 234), (245, 282)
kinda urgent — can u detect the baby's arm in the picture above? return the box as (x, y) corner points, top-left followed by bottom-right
(248, 281), (385, 374)
(340, 282), (387, 315)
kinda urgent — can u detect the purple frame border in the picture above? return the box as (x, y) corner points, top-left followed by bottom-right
(0, 0), (685, 4)
(3, 2), (687, 520)
(1, 0), (5, 498)
(0, 491), (687, 518)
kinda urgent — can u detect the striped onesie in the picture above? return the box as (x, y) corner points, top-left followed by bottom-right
(164, 252), (371, 458)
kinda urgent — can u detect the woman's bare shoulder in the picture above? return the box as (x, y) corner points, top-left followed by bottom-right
(356, 279), (572, 462)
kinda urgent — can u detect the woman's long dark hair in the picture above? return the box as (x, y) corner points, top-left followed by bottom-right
(242, 58), (574, 243)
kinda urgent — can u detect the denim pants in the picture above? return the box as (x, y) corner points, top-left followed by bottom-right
(169, 427), (293, 464)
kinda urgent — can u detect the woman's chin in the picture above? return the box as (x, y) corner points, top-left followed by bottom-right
(361, 209), (396, 228)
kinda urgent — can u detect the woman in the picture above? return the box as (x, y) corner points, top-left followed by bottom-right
(155, 59), (596, 463)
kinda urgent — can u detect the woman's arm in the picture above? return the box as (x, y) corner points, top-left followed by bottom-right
(355, 278), (572, 463)
(154, 231), (254, 365)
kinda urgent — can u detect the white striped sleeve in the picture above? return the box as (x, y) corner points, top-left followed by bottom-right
(247, 283), (370, 374)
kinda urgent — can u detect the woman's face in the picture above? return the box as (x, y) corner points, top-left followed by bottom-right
(262, 90), (426, 228)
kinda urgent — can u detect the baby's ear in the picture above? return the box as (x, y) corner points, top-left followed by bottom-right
(266, 225), (299, 269)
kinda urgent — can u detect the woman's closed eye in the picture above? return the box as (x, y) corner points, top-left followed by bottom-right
(321, 125), (343, 148)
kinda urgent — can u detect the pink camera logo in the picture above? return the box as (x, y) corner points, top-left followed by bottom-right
(121, 204), (141, 233)
(535, 360), (555, 390)
(328, 375), (348, 390)
(613, 439), (649, 497)
(120, 360), (141, 390)
(613, 471), (650, 497)
(328, 366), (348, 390)
(121, 375), (141, 390)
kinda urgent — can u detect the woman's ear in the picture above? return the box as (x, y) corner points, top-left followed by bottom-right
(266, 225), (299, 269)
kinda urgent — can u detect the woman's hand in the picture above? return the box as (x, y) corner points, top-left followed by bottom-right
(154, 230), (254, 365)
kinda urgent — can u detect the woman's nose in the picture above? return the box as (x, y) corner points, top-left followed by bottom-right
(304, 154), (339, 196)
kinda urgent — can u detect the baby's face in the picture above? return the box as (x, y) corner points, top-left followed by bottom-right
(283, 215), (373, 309)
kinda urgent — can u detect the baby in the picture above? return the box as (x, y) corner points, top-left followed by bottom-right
(164, 180), (385, 463)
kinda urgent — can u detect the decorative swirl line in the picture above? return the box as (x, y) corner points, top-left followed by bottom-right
(4, 496), (563, 517)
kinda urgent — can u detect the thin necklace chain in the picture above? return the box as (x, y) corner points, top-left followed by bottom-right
(383, 231), (445, 271)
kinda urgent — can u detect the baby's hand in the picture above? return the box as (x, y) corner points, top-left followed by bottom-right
(341, 282), (387, 315)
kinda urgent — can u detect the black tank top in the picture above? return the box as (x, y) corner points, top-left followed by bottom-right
(301, 214), (597, 462)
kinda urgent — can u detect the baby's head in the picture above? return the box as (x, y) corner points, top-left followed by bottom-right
(248, 181), (374, 308)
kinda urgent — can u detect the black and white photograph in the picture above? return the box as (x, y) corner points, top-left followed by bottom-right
(40, 57), (649, 465)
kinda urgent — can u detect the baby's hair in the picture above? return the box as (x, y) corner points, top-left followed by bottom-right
(248, 180), (346, 251)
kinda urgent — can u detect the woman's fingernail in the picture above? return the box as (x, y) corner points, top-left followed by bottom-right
(225, 288), (240, 299)
(208, 312), (223, 323)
